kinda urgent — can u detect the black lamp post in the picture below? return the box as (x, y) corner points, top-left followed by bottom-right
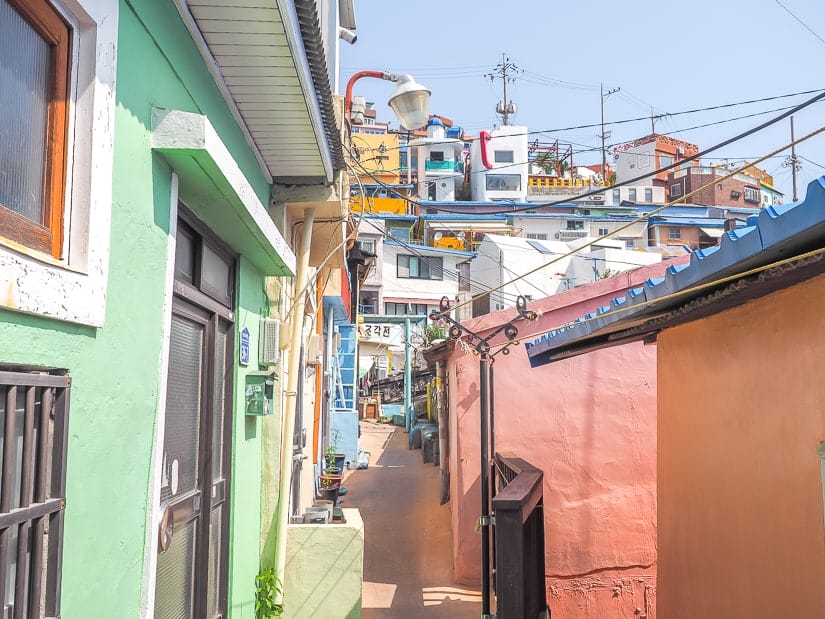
(430, 295), (537, 616)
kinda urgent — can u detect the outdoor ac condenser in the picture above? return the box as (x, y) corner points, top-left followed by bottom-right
(259, 318), (280, 365)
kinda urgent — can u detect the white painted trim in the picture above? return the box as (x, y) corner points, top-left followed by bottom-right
(151, 108), (296, 275)
(140, 174), (179, 617)
(170, 0), (273, 184)
(0, 0), (118, 327)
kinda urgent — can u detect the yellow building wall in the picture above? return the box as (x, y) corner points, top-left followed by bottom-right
(351, 132), (401, 185)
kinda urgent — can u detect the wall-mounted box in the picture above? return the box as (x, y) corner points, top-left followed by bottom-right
(245, 371), (275, 416)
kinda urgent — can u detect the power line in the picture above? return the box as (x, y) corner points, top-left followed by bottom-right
(774, 0), (825, 46)
(433, 89), (825, 215)
(435, 123), (825, 318)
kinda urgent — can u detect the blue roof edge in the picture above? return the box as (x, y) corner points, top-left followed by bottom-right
(525, 176), (825, 367)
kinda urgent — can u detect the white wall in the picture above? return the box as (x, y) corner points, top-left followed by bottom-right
(614, 141), (657, 185)
(381, 243), (464, 306)
(470, 125), (529, 202)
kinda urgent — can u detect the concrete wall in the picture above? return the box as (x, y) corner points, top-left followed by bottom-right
(447, 260), (689, 618)
(0, 0), (277, 614)
(657, 273), (825, 619)
(283, 508), (364, 618)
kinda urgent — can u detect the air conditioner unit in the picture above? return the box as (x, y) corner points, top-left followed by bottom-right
(592, 195), (604, 201)
(259, 318), (281, 365)
(554, 232), (561, 239)
(307, 333), (322, 365)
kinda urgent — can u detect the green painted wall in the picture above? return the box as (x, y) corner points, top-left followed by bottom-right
(228, 257), (268, 616)
(0, 0), (278, 615)
(284, 509), (364, 619)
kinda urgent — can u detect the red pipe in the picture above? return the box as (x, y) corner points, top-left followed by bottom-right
(345, 70), (386, 116)
(479, 130), (493, 169)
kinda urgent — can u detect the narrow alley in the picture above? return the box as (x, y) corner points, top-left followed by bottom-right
(343, 420), (481, 618)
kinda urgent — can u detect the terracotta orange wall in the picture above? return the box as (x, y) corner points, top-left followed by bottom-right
(657, 273), (825, 618)
(447, 260), (688, 617)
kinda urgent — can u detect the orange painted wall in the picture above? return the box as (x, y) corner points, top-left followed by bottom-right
(657, 273), (825, 618)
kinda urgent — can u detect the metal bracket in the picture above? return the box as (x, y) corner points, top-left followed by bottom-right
(479, 515), (495, 527)
(481, 614), (496, 619)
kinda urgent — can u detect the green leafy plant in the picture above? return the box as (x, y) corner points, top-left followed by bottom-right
(255, 567), (284, 618)
(324, 428), (341, 472)
(425, 323), (447, 344)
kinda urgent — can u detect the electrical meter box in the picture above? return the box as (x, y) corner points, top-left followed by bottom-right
(245, 372), (275, 416)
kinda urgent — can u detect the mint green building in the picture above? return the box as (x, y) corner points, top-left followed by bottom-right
(0, 0), (349, 615)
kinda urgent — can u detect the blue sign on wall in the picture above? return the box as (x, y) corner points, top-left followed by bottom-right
(240, 327), (250, 366)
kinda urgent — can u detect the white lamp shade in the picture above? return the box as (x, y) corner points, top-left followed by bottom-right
(387, 74), (431, 129)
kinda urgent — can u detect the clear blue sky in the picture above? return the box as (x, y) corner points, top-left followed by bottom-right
(340, 0), (825, 200)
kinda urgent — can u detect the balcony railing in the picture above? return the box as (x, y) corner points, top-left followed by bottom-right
(493, 453), (548, 619)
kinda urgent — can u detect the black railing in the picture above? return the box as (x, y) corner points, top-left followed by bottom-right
(0, 369), (70, 619)
(492, 453), (549, 619)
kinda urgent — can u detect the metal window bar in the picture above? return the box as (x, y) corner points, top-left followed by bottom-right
(0, 370), (70, 619)
(492, 454), (549, 619)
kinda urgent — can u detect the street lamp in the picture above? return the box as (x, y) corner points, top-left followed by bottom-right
(345, 70), (431, 130)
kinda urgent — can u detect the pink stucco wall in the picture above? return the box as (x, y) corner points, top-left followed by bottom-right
(448, 259), (687, 617)
(657, 273), (825, 618)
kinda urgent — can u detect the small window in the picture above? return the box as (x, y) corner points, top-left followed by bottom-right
(566, 220), (584, 230)
(360, 238), (377, 255)
(526, 233), (548, 240)
(0, 0), (72, 258)
(485, 174), (521, 191)
(397, 254), (443, 280)
(644, 188), (653, 202)
(625, 239), (635, 248)
(671, 183), (682, 197)
(628, 189), (637, 202)
(494, 150), (514, 163)
(612, 188), (621, 202)
(429, 151), (444, 162)
(598, 228), (609, 236)
(659, 154), (673, 168)
(744, 186), (760, 203)
(668, 227), (682, 240)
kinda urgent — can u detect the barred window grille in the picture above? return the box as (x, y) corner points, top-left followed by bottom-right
(0, 368), (70, 619)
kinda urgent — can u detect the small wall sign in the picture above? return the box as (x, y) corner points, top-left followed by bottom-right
(239, 327), (250, 366)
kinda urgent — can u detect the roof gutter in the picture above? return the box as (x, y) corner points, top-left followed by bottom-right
(280, 0), (346, 183)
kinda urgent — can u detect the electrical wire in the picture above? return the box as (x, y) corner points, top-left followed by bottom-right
(506, 244), (825, 350)
(433, 123), (825, 319)
(433, 89), (825, 214)
(774, 0), (825, 46)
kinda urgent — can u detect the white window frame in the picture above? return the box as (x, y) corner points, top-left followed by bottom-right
(671, 183), (683, 197)
(0, 0), (118, 327)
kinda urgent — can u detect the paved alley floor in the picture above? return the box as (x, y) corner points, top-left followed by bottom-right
(342, 420), (481, 618)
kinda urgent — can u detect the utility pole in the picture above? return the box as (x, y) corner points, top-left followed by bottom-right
(782, 116), (801, 202)
(790, 116), (799, 202)
(485, 54), (519, 126)
(600, 83), (620, 181)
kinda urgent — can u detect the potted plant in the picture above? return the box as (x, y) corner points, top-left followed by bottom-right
(324, 429), (345, 473)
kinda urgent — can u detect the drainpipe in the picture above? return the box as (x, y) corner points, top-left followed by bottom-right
(404, 317), (412, 432)
(274, 207), (315, 601)
(437, 359), (449, 504)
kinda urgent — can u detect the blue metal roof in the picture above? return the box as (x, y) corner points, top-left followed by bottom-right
(525, 177), (825, 368)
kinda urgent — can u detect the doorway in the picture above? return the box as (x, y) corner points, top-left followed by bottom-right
(155, 213), (235, 618)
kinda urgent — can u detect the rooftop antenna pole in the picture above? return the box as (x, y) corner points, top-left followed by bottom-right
(485, 54), (519, 126)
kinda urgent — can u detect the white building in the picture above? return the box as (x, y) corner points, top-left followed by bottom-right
(472, 234), (661, 313)
(513, 215), (649, 249)
(470, 125), (529, 202)
(409, 117), (464, 201)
